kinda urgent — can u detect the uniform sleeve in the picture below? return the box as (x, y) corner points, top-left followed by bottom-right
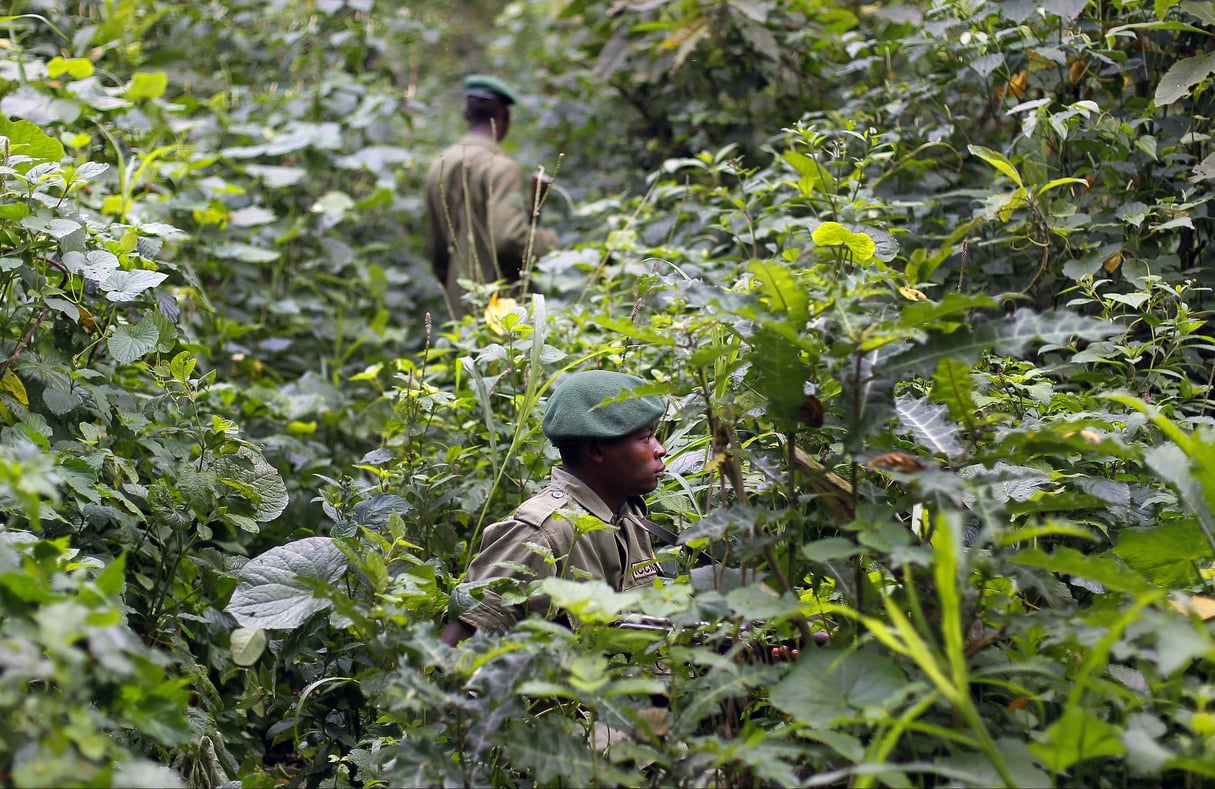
(486, 157), (560, 281)
(458, 517), (561, 635)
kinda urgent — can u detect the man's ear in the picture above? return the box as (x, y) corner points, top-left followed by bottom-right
(584, 440), (605, 465)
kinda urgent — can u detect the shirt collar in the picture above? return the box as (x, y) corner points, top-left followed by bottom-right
(456, 131), (503, 154)
(550, 466), (613, 521)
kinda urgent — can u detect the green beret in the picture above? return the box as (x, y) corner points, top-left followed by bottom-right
(463, 74), (517, 106)
(543, 371), (665, 441)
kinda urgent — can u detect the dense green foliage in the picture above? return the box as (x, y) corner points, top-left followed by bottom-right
(2, 0), (1215, 786)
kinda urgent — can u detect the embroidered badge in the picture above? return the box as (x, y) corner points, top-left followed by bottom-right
(631, 560), (658, 582)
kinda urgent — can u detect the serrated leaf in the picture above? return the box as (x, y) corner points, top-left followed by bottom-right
(107, 318), (160, 363)
(747, 327), (811, 425)
(215, 447), (288, 522)
(348, 493), (412, 529)
(225, 537), (347, 629)
(102, 269), (169, 301)
(897, 395), (964, 458)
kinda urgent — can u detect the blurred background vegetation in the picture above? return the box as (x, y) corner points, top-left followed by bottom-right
(3, 0), (1215, 786)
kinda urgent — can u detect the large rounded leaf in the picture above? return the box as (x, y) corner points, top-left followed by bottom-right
(226, 537), (347, 629)
(215, 446), (289, 522)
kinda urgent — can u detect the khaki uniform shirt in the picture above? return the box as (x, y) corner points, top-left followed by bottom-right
(424, 132), (559, 319)
(457, 467), (660, 635)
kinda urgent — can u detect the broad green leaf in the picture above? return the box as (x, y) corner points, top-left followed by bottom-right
(230, 627), (267, 666)
(102, 269), (169, 301)
(968, 144), (1023, 188)
(750, 259), (809, 321)
(931, 358), (978, 428)
(1155, 51), (1215, 106)
(898, 292), (997, 329)
(42, 387), (82, 415)
(63, 250), (120, 279)
(1182, 1), (1215, 24)
(726, 585), (802, 621)
(770, 645), (906, 727)
(107, 318), (160, 364)
(896, 395), (964, 458)
(1029, 707), (1125, 771)
(47, 56), (94, 79)
(127, 71), (168, 101)
(0, 570), (57, 602)
(539, 578), (644, 623)
(746, 327), (811, 425)
(802, 537), (862, 563)
(844, 229), (877, 262)
(993, 308), (1116, 356)
(215, 447), (289, 521)
(811, 221), (853, 247)
(1011, 546), (1155, 595)
(0, 114), (66, 163)
(1153, 613), (1213, 675)
(1114, 520), (1214, 588)
(226, 536), (347, 629)
(1143, 442), (1215, 534)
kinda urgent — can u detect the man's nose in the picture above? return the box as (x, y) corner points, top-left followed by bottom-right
(655, 440), (667, 457)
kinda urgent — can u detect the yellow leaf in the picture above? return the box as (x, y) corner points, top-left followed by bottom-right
(286, 421), (317, 436)
(1102, 250), (1123, 273)
(1170, 595), (1215, 621)
(1, 370), (28, 405)
(484, 291), (519, 336)
(898, 286), (928, 301)
(703, 452), (728, 474)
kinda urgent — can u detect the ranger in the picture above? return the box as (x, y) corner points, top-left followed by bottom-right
(424, 74), (560, 320)
(442, 369), (667, 645)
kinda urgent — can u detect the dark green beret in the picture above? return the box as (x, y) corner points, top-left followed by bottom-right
(463, 74), (517, 106)
(542, 371), (665, 441)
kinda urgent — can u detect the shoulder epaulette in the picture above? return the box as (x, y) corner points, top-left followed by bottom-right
(513, 487), (579, 528)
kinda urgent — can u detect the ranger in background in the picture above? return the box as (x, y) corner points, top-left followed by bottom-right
(424, 74), (560, 320)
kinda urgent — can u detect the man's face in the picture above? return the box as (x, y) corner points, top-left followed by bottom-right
(597, 424), (667, 497)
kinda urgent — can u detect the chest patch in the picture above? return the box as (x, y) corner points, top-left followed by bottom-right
(630, 559), (658, 582)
